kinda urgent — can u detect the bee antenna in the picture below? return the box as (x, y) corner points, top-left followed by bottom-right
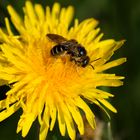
(90, 57), (101, 63)
(89, 64), (94, 69)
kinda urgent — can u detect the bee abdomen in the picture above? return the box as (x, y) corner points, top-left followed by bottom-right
(51, 45), (66, 56)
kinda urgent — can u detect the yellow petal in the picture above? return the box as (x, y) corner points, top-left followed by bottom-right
(0, 79), (8, 86)
(92, 88), (114, 97)
(93, 100), (111, 119)
(96, 58), (127, 72)
(95, 79), (123, 87)
(62, 102), (76, 140)
(52, 3), (61, 20)
(22, 113), (36, 137)
(44, 93), (56, 131)
(82, 90), (110, 99)
(39, 123), (49, 140)
(0, 72), (16, 82)
(66, 101), (84, 135)
(7, 5), (22, 25)
(37, 83), (49, 118)
(5, 17), (13, 36)
(57, 105), (66, 136)
(99, 39), (116, 53)
(75, 97), (96, 129)
(49, 107), (57, 131)
(0, 29), (11, 43)
(39, 107), (50, 140)
(24, 1), (37, 26)
(60, 5), (74, 29)
(98, 99), (117, 113)
(35, 4), (45, 23)
(7, 5), (25, 34)
(64, 115), (76, 140)
(0, 102), (20, 122)
(114, 40), (126, 51)
(0, 44), (27, 70)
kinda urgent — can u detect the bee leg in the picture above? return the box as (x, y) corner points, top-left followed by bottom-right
(69, 56), (75, 62)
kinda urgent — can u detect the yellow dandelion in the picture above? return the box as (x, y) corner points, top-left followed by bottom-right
(0, 1), (126, 140)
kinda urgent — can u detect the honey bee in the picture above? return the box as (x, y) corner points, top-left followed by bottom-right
(47, 33), (91, 67)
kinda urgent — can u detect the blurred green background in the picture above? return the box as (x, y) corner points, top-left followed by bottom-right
(0, 0), (139, 140)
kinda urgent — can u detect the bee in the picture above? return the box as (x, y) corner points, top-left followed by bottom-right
(47, 33), (91, 67)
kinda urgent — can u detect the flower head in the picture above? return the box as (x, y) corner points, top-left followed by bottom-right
(0, 1), (126, 140)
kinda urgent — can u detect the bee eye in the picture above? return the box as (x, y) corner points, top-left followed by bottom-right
(81, 56), (90, 67)
(77, 46), (87, 56)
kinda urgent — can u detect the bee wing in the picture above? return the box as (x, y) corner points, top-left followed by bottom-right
(47, 34), (67, 43)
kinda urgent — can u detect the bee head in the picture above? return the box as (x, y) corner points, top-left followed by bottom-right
(81, 56), (90, 67)
(77, 46), (87, 57)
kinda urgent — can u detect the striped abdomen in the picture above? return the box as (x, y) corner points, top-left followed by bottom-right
(51, 45), (66, 56)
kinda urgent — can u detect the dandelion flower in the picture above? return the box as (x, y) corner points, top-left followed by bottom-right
(0, 1), (126, 140)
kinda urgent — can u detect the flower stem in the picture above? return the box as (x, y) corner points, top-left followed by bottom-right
(107, 122), (113, 140)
